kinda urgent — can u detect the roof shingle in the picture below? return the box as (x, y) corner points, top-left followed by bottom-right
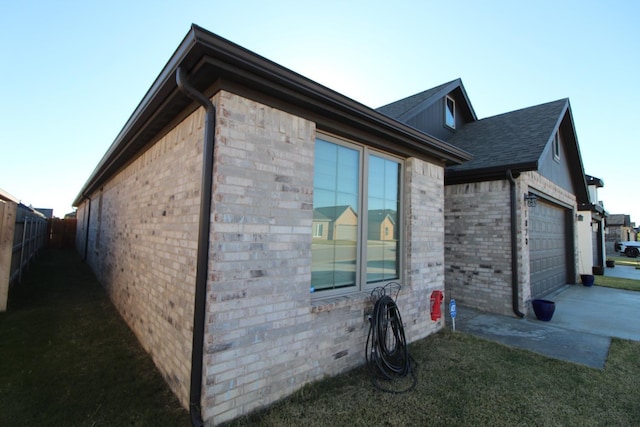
(447, 98), (568, 173)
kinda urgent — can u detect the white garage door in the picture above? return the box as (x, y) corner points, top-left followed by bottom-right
(335, 224), (357, 241)
(529, 199), (569, 298)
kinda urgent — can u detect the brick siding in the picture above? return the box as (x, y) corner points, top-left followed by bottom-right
(76, 107), (205, 406)
(76, 90), (447, 425)
(444, 172), (578, 317)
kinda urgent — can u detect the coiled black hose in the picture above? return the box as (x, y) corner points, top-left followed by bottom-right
(365, 284), (416, 393)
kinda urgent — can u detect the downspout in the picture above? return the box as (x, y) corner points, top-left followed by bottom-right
(176, 66), (216, 427)
(507, 170), (525, 318)
(83, 196), (92, 262)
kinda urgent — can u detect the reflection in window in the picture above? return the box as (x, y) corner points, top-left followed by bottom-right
(312, 139), (359, 291)
(367, 155), (400, 284)
(312, 136), (401, 295)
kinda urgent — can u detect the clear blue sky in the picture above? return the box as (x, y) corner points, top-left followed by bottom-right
(1, 0), (638, 222)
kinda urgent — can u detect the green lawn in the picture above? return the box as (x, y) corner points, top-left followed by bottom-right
(0, 250), (189, 426)
(227, 333), (640, 426)
(595, 275), (640, 291)
(2, 250), (639, 426)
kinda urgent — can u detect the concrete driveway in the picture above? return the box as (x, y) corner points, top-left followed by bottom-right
(454, 281), (640, 369)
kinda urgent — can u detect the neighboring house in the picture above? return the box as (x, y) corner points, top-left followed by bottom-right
(368, 209), (397, 241)
(34, 208), (54, 219)
(577, 175), (606, 275)
(73, 25), (470, 425)
(606, 214), (636, 254)
(313, 205), (358, 240)
(378, 79), (590, 317)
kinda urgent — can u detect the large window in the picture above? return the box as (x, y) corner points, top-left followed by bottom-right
(311, 135), (401, 295)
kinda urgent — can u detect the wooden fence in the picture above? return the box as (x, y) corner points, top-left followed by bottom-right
(48, 218), (77, 249)
(1, 198), (79, 311)
(9, 212), (48, 286)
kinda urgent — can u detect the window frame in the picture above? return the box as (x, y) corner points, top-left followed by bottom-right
(313, 223), (324, 238)
(553, 132), (561, 161)
(444, 95), (456, 130)
(311, 133), (404, 300)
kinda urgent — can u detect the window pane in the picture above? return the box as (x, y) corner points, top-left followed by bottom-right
(445, 97), (455, 128)
(367, 154), (400, 284)
(312, 139), (359, 292)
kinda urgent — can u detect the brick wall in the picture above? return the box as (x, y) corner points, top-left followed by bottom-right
(402, 158), (446, 337)
(444, 172), (578, 317)
(202, 92), (445, 424)
(76, 90), (447, 425)
(76, 107), (205, 406)
(444, 180), (514, 316)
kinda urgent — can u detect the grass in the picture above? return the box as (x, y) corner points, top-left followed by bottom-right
(0, 250), (189, 426)
(227, 332), (640, 426)
(594, 275), (640, 291)
(2, 250), (640, 426)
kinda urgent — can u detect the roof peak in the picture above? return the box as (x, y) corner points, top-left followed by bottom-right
(376, 78), (476, 122)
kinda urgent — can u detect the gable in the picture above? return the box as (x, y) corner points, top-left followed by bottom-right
(335, 206), (358, 225)
(537, 123), (575, 194)
(404, 96), (458, 141)
(376, 79), (477, 141)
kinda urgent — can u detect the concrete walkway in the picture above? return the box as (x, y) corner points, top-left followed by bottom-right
(454, 284), (640, 369)
(604, 263), (640, 280)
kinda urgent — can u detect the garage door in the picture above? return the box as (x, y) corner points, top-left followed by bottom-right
(335, 224), (357, 241)
(529, 199), (568, 297)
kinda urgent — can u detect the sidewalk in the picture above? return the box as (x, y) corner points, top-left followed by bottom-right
(604, 263), (640, 280)
(455, 284), (640, 369)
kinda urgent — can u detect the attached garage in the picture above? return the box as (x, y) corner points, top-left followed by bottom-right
(529, 198), (572, 298)
(335, 224), (357, 241)
(383, 79), (589, 317)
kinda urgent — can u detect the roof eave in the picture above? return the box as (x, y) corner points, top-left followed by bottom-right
(444, 161), (538, 185)
(74, 25), (471, 206)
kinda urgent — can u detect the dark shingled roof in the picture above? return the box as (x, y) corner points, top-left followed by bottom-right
(314, 205), (354, 221)
(446, 98), (568, 175)
(606, 214), (631, 227)
(377, 79), (459, 119)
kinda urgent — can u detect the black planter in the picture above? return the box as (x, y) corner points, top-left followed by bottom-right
(532, 299), (555, 321)
(606, 260), (615, 268)
(580, 274), (595, 287)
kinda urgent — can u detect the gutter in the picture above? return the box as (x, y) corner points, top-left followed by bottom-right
(176, 66), (216, 427)
(507, 170), (525, 318)
(73, 25), (472, 206)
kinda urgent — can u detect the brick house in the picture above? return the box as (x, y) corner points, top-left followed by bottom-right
(378, 79), (590, 317)
(605, 214), (636, 254)
(73, 25), (470, 425)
